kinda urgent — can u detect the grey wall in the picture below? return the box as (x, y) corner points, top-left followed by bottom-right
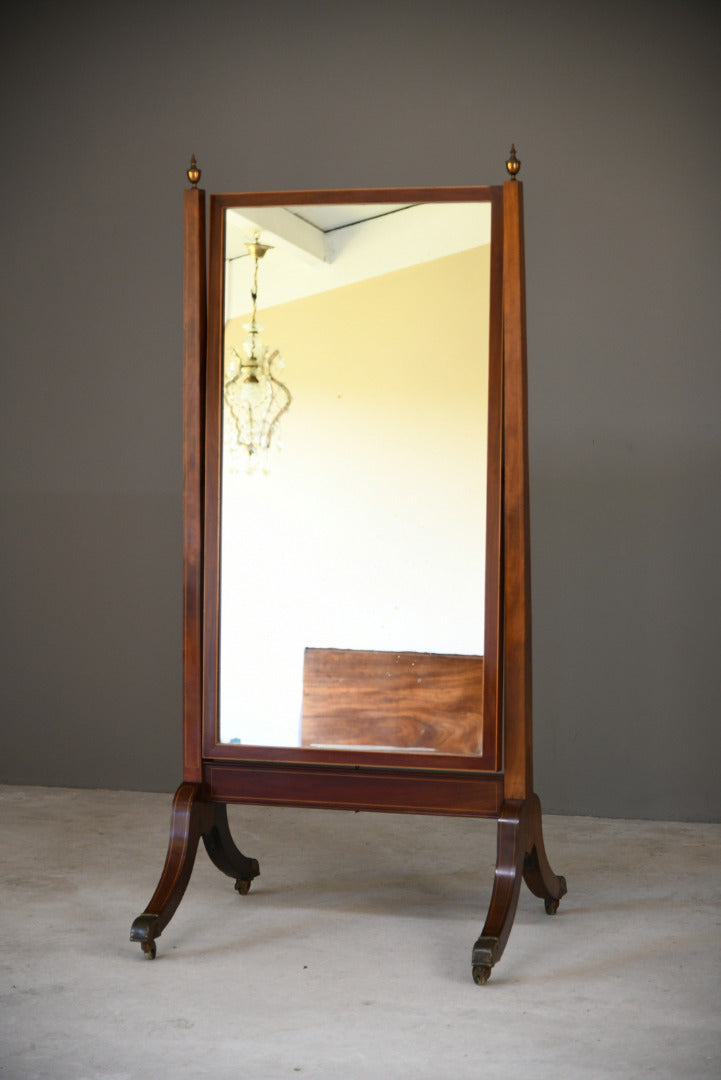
(1, 1), (720, 820)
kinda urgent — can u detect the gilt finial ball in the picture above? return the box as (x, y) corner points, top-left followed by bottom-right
(506, 145), (521, 179)
(187, 154), (201, 188)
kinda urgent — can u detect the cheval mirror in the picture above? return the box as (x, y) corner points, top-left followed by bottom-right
(130, 149), (566, 983)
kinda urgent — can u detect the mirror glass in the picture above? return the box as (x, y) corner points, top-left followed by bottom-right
(217, 199), (492, 753)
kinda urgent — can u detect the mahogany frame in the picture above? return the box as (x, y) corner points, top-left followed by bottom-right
(130, 170), (566, 983)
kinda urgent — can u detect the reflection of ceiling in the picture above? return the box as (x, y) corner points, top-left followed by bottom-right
(224, 201), (492, 319)
(280, 203), (415, 235)
(225, 204), (414, 263)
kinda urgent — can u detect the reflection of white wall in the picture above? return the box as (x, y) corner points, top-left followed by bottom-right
(219, 245), (490, 746)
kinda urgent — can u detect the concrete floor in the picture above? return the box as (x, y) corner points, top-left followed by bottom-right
(0, 785), (719, 1079)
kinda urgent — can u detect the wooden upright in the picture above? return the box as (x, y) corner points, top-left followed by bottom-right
(470, 166), (566, 984)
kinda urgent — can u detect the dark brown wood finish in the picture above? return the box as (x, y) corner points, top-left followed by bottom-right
(483, 189), (504, 772)
(130, 168), (566, 981)
(131, 783), (211, 957)
(130, 782), (259, 957)
(203, 192), (224, 760)
(182, 187), (206, 782)
(471, 794), (567, 983)
(501, 179), (533, 800)
(202, 186), (504, 777)
(206, 762), (503, 817)
(466, 181), (566, 982)
(200, 801), (260, 891)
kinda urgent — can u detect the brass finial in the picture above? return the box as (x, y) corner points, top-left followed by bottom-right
(187, 154), (201, 188)
(506, 144), (521, 180)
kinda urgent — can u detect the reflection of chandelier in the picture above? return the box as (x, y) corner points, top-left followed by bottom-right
(224, 233), (291, 473)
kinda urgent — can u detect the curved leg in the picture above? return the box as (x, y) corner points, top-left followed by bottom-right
(521, 793), (567, 914)
(471, 800), (526, 984)
(471, 794), (567, 984)
(130, 782), (213, 959)
(202, 803), (260, 895)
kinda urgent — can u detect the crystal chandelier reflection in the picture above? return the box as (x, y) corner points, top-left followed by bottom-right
(224, 233), (291, 473)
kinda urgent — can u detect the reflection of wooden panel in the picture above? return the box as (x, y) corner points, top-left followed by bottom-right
(301, 648), (483, 755)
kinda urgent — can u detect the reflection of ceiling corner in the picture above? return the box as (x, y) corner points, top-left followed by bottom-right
(226, 206), (328, 266)
(224, 202), (492, 321)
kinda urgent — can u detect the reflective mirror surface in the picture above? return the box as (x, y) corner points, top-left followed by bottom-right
(216, 198), (493, 752)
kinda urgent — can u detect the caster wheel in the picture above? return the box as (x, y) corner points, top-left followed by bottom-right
(142, 940), (157, 960)
(546, 876), (566, 914)
(472, 964), (492, 985)
(235, 878), (252, 895)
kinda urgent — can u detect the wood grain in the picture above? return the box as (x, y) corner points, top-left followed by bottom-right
(206, 762), (503, 817)
(182, 187), (206, 781)
(501, 179), (533, 799)
(301, 647), (483, 755)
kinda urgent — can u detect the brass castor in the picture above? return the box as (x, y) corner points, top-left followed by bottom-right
(472, 964), (492, 986)
(142, 940), (157, 960)
(234, 877), (253, 895)
(545, 874), (567, 914)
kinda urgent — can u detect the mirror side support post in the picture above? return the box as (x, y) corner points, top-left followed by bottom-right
(182, 185), (206, 783)
(130, 181), (264, 960)
(129, 186), (210, 959)
(179, 184), (263, 907)
(501, 178), (533, 801)
(181, 181), (261, 898)
(471, 178), (567, 986)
